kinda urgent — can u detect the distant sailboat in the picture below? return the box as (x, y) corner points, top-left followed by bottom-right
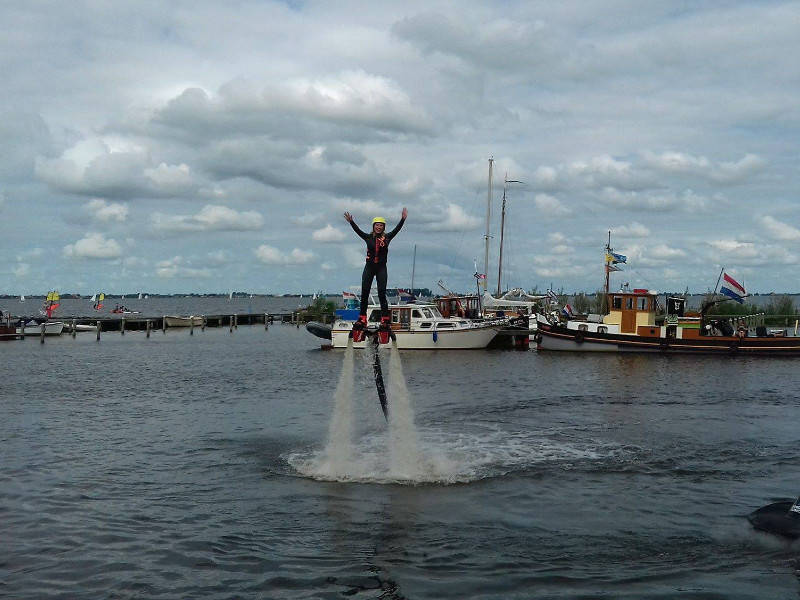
(90, 293), (96, 302)
(228, 291), (233, 301)
(19, 294), (25, 302)
(144, 294), (149, 299)
(138, 292), (142, 300)
(93, 293), (105, 311)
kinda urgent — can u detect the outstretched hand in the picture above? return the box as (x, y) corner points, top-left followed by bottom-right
(343, 211), (353, 223)
(401, 207), (408, 220)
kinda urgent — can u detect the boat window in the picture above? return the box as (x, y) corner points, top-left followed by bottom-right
(612, 296), (622, 309)
(460, 321), (468, 326)
(578, 324), (588, 331)
(392, 310), (399, 323)
(430, 307), (444, 318)
(412, 309), (422, 318)
(419, 322), (432, 328)
(597, 326), (608, 333)
(422, 308), (433, 318)
(638, 297), (648, 310)
(437, 323), (455, 329)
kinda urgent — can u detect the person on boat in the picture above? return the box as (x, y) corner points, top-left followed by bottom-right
(343, 207), (408, 341)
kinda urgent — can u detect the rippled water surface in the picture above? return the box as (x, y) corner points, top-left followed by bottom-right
(2, 317), (799, 599)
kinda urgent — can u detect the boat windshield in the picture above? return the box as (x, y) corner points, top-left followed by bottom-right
(421, 308), (434, 318)
(428, 307), (444, 318)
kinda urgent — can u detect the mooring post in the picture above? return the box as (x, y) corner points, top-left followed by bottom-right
(121, 317), (125, 335)
(146, 319), (151, 338)
(40, 321), (45, 344)
(190, 318), (194, 336)
(20, 321), (25, 340)
(202, 316), (206, 331)
(229, 315), (234, 333)
(162, 316), (166, 334)
(264, 312), (269, 330)
(96, 320), (101, 341)
(72, 318), (77, 338)
(234, 313), (238, 329)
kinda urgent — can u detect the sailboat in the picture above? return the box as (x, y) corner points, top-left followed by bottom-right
(93, 293), (105, 311)
(138, 292), (142, 300)
(19, 294), (25, 302)
(19, 291), (64, 336)
(90, 293), (96, 302)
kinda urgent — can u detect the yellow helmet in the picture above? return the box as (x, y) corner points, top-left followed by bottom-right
(372, 216), (386, 225)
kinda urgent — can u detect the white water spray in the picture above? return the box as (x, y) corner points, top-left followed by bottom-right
(319, 338), (355, 477)
(387, 340), (422, 478)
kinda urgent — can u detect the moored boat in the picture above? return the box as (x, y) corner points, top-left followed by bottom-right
(310, 303), (504, 349)
(164, 315), (204, 327)
(16, 320), (65, 336)
(536, 235), (800, 355)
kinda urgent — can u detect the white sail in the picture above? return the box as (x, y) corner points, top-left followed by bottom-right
(138, 292), (142, 299)
(19, 294), (25, 302)
(90, 293), (96, 301)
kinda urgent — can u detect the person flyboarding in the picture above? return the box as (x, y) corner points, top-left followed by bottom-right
(343, 207), (407, 343)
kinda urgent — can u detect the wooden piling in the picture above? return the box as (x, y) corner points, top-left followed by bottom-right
(96, 320), (101, 341)
(190, 318), (194, 336)
(162, 316), (166, 334)
(264, 313), (269, 330)
(121, 317), (125, 335)
(234, 314), (238, 329)
(146, 320), (151, 338)
(229, 315), (234, 332)
(72, 318), (77, 338)
(202, 316), (206, 331)
(40, 321), (45, 344)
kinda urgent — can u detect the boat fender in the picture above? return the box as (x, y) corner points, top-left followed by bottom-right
(574, 330), (584, 344)
(433, 330), (438, 343)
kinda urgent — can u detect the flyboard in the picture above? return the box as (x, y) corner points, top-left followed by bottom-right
(350, 317), (395, 421)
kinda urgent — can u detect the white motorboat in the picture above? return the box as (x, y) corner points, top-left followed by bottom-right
(17, 321), (65, 336)
(313, 303), (504, 349)
(164, 315), (204, 327)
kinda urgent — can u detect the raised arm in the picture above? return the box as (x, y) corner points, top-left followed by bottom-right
(344, 212), (370, 240)
(386, 207), (408, 240)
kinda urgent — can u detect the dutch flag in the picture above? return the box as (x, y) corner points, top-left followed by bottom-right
(719, 272), (746, 304)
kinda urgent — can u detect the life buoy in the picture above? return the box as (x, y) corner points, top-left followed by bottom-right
(574, 330), (585, 344)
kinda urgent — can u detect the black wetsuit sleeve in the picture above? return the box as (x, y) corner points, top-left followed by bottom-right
(349, 220), (371, 241)
(386, 217), (405, 241)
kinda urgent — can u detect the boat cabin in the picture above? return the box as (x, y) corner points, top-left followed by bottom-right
(436, 296), (482, 319)
(603, 289), (657, 334)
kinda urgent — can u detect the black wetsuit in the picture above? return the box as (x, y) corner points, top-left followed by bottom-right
(349, 218), (405, 317)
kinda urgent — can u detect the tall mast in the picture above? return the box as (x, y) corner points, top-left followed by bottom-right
(496, 173), (523, 296)
(604, 230), (611, 298)
(497, 182), (507, 296)
(483, 157), (493, 291)
(410, 244), (417, 294)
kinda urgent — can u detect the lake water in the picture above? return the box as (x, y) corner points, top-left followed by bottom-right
(2, 318), (799, 599)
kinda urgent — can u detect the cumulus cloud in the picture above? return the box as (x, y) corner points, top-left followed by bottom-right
(759, 215), (800, 241)
(613, 222), (651, 238)
(424, 203), (482, 231)
(63, 233), (122, 260)
(643, 151), (765, 184)
(152, 205), (264, 233)
(533, 194), (571, 217)
(312, 224), (346, 242)
(14, 263), (30, 277)
(155, 256), (212, 278)
(254, 245), (314, 265)
(84, 198), (129, 223)
(35, 138), (199, 199)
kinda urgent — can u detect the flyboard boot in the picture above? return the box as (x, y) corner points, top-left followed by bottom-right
(350, 314), (368, 342)
(377, 315), (394, 344)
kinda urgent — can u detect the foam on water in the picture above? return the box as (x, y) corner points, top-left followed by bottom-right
(287, 342), (613, 485)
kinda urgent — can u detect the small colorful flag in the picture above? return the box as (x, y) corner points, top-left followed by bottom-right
(605, 264), (622, 273)
(474, 272), (486, 280)
(342, 291), (357, 300)
(561, 304), (574, 318)
(606, 251), (627, 264)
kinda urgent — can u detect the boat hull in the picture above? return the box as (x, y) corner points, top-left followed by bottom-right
(330, 323), (500, 349)
(164, 316), (204, 327)
(0, 324), (21, 340)
(17, 322), (65, 336)
(536, 322), (800, 355)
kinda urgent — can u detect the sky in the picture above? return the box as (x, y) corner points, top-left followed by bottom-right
(2, 1), (799, 295)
